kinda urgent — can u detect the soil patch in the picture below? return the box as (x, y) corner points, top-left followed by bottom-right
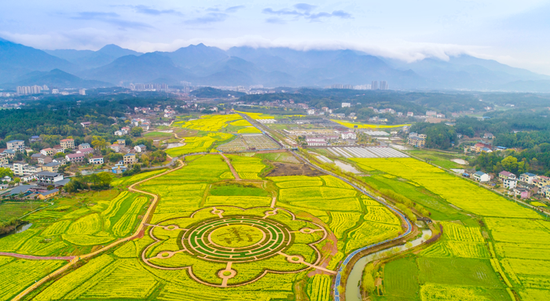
(266, 162), (325, 177)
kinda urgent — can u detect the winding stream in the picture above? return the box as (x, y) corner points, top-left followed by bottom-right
(345, 228), (433, 301)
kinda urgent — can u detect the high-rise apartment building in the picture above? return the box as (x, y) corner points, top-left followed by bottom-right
(380, 81), (389, 90)
(371, 81), (379, 90)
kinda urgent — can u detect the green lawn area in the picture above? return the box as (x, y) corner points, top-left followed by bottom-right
(0, 201), (47, 222)
(209, 184), (270, 197)
(417, 257), (503, 288)
(384, 256), (420, 300)
(144, 131), (173, 138)
(407, 149), (470, 170)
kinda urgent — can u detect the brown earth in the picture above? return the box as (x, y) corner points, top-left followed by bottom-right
(266, 162), (325, 177)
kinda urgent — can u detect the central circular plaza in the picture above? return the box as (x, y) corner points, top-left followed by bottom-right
(182, 215), (292, 263)
(210, 225), (265, 248)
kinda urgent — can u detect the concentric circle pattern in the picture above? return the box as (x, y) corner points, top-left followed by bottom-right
(182, 216), (292, 263)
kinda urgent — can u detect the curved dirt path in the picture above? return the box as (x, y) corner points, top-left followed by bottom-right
(11, 160), (185, 301)
(0, 252), (75, 261)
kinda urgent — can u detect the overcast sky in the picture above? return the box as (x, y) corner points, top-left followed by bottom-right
(1, 1), (550, 74)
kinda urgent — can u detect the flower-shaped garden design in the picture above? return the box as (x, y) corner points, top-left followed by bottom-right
(141, 206), (332, 287)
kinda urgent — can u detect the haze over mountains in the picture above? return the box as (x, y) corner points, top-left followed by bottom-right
(1, 37), (549, 92)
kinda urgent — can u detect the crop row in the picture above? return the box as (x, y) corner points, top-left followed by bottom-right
(307, 275), (332, 301)
(329, 212), (361, 239)
(179, 114), (242, 132)
(352, 158), (540, 219)
(0, 259), (65, 301)
(112, 196), (148, 237)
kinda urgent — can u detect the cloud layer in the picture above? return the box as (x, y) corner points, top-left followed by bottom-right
(262, 3), (352, 23)
(1, 1), (549, 74)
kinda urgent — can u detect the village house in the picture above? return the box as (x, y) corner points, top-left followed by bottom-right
(519, 173), (537, 184)
(408, 132), (427, 148)
(123, 153), (137, 166)
(89, 156), (104, 165)
(514, 187), (531, 199)
(40, 148), (55, 156)
(134, 144), (147, 153)
(78, 143), (91, 150)
(473, 171), (491, 182)
(35, 171), (64, 184)
(6, 140), (25, 152)
(31, 153), (52, 165)
(37, 189), (59, 200)
(60, 138), (75, 150)
(2, 150), (16, 159)
(499, 171), (516, 181)
(536, 176), (550, 190)
(503, 177), (517, 189)
(117, 139), (126, 146)
(77, 148), (94, 156)
(110, 143), (123, 153)
(473, 143), (493, 153)
(80, 122), (91, 128)
(66, 153), (85, 163)
(42, 162), (61, 173)
(29, 136), (42, 143)
(112, 161), (127, 174)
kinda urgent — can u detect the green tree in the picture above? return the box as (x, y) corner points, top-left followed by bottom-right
(0, 167), (13, 178)
(130, 127), (143, 137)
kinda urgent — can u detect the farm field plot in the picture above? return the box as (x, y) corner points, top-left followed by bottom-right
(352, 157), (548, 301)
(176, 114), (243, 132)
(0, 149), (408, 301)
(352, 158), (540, 218)
(242, 134), (280, 150)
(0, 190), (149, 256)
(326, 147), (408, 158)
(0, 257), (65, 301)
(165, 133), (233, 157)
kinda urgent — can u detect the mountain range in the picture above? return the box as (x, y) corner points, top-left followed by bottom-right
(1, 37), (550, 92)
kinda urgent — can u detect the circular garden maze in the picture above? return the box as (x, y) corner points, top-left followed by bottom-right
(184, 216), (292, 263)
(141, 206), (330, 287)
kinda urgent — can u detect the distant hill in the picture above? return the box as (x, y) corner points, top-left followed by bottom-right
(1, 38), (550, 91)
(81, 53), (193, 84)
(0, 39), (74, 83)
(46, 44), (142, 69)
(1, 69), (112, 89)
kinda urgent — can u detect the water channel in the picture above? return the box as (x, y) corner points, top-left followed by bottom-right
(345, 227), (433, 301)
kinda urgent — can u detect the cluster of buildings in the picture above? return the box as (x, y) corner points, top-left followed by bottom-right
(129, 83), (169, 92)
(15, 86), (86, 96)
(283, 129), (359, 147)
(466, 142), (508, 154)
(471, 170), (550, 200)
(497, 171), (550, 200)
(325, 81), (389, 90)
(17, 85), (49, 95)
